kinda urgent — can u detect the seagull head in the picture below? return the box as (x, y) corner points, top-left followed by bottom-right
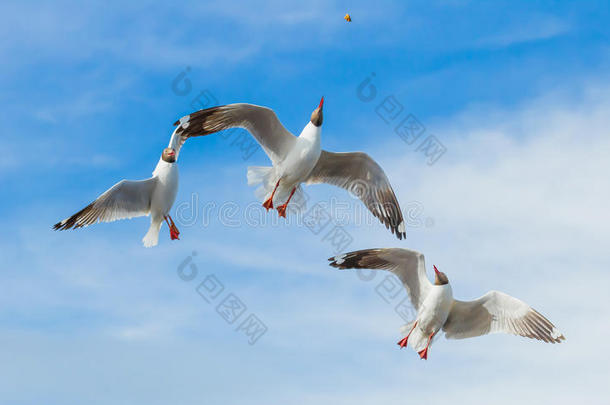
(310, 97), (324, 127)
(433, 265), (449, 285)
(162, 147), (177, 163)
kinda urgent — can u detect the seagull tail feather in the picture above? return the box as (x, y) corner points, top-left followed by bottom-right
(399, 320), (418, 336)
(247, 166), (276, 202)
(247, 166), (274, 186)
(142, 220), (162, 248)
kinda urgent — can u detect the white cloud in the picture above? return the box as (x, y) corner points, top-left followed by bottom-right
(476, 15), (570, 48)
(254, 80), (610, 404)
(0, 1), (349, 70)
(2, 78), (610, 403)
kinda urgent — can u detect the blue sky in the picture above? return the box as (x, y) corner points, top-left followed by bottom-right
(1, 1), (610, 404)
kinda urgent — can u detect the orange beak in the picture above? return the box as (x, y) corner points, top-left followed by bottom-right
(319, 96), (324, 109)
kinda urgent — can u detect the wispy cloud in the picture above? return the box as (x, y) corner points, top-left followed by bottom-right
(1, 2), (609, 403)
(476, 15), (570, 48)
(2, 78), (610, 405)
(0, 0), (349, 71)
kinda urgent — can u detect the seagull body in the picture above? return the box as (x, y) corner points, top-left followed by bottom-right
(279, 121), (321, 185)
(257, 102), (323, 216)
(146, 156), (180, 245)
(411, 282), (453, 356)
(54, 141), (183, 247)
(173, 99), (406, 239)
(329, 248), (565, 359)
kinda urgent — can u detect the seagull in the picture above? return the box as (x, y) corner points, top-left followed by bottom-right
(172, 99), (406, 239)
(53, 127), (188, 247)
(329, 248), (565, 359)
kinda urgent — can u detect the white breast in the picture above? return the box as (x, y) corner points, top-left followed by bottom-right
(418, 284), (454, 333)
(151, 161), (179, 216)
(280, 122), (321, 183)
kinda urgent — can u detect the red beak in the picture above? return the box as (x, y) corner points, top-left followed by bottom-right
(319, 96), (324, 109)
(433, 265), (440, 276)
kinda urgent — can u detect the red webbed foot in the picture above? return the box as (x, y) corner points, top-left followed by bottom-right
(263, 179), (281, 212)
(397, 321), (418, 350)
(276, 187), (295, 218)
(418, 331), (435, 360)
(397, 336), (409, 348)
(165, 215), (181, 241)
(262, 198), (274, 211)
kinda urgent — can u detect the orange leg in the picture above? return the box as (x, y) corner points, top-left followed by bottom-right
(418, 332), (435, 360)
(263, 180), (281, 211)
(276, 187), (296, 218)
(397, 321), (418, 349)
(164, 215), (180, 240)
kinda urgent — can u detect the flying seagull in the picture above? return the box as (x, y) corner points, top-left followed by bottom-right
(53, 127), (188, 247)
(329, 248), (565, 359)
(172, 99), (406, 239)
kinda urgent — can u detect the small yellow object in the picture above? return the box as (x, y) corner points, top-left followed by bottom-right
(344, 13), (351, 22)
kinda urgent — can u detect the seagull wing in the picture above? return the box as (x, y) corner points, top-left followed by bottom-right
(172, 103), (297, 165)
(329, 248), (432, 310)
(307, 150), (406, 239)
(443, 291), (565, 343)
(53, 178), (157, 230)
(167, 125), (188, 160)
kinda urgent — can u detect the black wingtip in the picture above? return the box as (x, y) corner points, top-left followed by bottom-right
(390, 222), (406, 240)
(53, 202), (94, 231)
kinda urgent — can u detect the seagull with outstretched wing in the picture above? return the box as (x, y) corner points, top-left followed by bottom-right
(329, 248), (565, 359)
(53, 126), (189, 247)
(173, 99), (406, 239)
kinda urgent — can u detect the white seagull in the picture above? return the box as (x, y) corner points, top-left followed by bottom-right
(173, 98), (406, 239)
(53, 127), (189, 247)
(329, 248), (565, 359)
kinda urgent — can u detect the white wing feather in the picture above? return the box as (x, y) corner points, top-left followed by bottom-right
(53, 178), (157, 230)
(443, 291), (565, 343)
(307, 151), (406, 239)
